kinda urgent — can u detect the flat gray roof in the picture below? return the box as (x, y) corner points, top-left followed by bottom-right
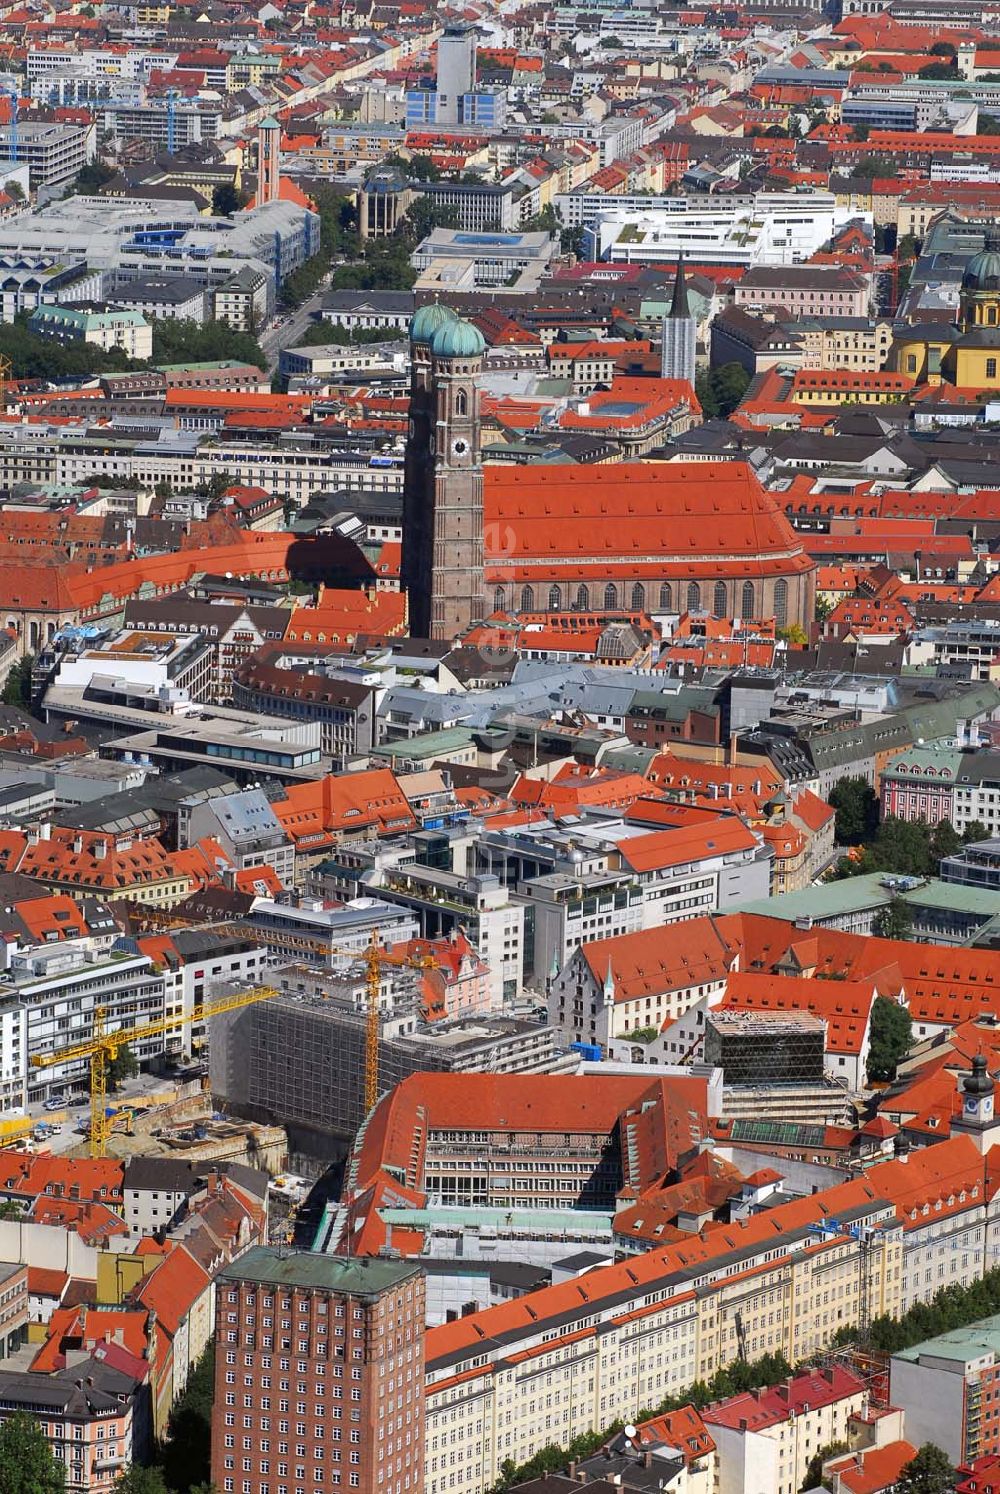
(220, 1246), (421, 1297)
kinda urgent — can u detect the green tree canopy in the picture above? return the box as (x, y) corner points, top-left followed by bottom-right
(854, 154), (894, 178)
(211, 183), (249, 217)
(962, 820), (990, 844)
(866, 993), (912, 1081)
(800, 1439), (849, 1493)
(893, 1443), (956, 1494)
(828, 776), (878, 845)
(873, 897), (915, 945)
(696, 362), (751, 418)
(150, 317), (265, 371)
(107, 1043), (138, 1091)
(929, 819), (961, 865)
(1, 655), (33, 710)
(160, 1341), (215, 1492)
(113, 1470), (169, 1494)
(918, 61), (957, 78)
(0, 1412), (65, 1493)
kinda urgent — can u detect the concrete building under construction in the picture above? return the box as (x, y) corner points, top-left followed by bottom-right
(209, 967), (576, 1151)
(704, 1010), (827, 1088)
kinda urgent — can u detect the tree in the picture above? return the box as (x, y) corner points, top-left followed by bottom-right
(114, 1471), (169, 1494)
(828, 776), (878, 846)
(854, 154), (894, 179)
(295, 322), (398, 349)
(0, 318), (136, 379)
(869, 816), (934, 878)
(160, 1340), (215, 1492)
(149, 317), (265, 372)
(404, 196), (460, 242)
(777, 623), (807, 646)
(893, 1443), (956, 1494)
(962, 820), (989, 845)
(6, 180), (24, 203)
(929, 819), (961, 865)
(106, 1043), (138, 1091)
(874, 223), (897, 255)
(800, 1439), (849, 1492)
(873, 896), (914, 945)
(211, 183), (248, 217)
(560, 223), (586, 258)
(979, 113), (1000, 136)
(195, 470), (236, 503)
(897, 233), (920, 262)
(0, 1198), (21, 1219)
(866, 993), (912, 1081)
(697, 362), (751, 419)
(71, 160), (115, 195)
(930, 40), (956, 55)
(815, 594), (833, 622)
(1, 654), (33, 709)
(918, 61), (957, 79)
(522, 204), (560, 235)
(0, 1412), (65, 1493)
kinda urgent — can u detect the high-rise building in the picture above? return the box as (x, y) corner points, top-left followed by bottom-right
(660, 254), (696, 385)
(436, 26), (476, 125)
(210, 1247), (425, 1494)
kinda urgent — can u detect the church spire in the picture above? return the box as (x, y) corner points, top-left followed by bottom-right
(669, 252), (691, 320)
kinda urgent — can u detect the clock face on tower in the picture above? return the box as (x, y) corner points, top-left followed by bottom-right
(452, 438), (469, 459)
(966, 1098), (979, 1114)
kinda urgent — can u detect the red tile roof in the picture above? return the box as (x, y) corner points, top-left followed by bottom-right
(830, 1441), (918, 1494)
(135, 1245), (211, 1338)
(580, 920), (733, 1005)
(719, 972), (878, 1057)
(703, 1365), (867, 1431)
(482, 462), (814, 583)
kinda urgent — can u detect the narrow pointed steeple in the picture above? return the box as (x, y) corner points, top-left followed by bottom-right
(669, 252), (691, 320)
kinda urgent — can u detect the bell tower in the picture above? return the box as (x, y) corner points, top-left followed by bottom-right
(428, 317), (486, 640)
(953, 1052), (1000, 1155)
(402, 306), (485, 640)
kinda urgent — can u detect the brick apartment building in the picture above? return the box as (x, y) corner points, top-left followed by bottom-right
(211, 1248), (425, 1494)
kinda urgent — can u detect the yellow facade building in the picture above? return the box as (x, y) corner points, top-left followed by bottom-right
(892, 228), (1000, 391)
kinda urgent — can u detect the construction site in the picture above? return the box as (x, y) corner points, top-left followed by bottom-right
(209, 962), (575, 1154)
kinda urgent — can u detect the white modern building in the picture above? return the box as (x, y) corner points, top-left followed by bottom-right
(575, 192), (841, 268)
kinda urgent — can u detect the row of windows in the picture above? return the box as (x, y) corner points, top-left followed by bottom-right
(503, 579), (789, 624)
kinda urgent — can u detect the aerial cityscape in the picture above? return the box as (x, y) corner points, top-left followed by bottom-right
(0, 1), (994, 1493)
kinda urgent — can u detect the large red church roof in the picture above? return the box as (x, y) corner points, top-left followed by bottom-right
(482, 460), (812, 581)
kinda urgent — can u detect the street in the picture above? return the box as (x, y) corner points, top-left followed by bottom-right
(259, 280), (331, 376)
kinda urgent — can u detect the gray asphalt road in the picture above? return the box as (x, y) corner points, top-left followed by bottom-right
(260, 283), (330, 375)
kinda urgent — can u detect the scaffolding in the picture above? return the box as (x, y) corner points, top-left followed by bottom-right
(705, 1010), (827, 1088)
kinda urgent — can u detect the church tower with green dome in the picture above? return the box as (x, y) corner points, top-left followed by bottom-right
(402, 306), (486, 639)
(960, 228), (1000, 328)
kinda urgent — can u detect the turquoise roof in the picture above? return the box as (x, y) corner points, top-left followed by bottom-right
(430, 316), (486, 359)
(409, 302), (457, 345)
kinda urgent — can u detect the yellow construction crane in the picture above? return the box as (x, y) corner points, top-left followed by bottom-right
(127, 915), (445, 1118)
(343, 937), (439, 1114)
(30, 983), (281, 1160)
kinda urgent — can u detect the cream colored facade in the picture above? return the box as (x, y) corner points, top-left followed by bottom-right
(709, 1384), (866, 1494)
(796, 320), (893, 372)
(424, 1208), (903, 1494)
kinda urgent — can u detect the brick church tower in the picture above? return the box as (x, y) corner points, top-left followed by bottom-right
(402, 305), (486, 639)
